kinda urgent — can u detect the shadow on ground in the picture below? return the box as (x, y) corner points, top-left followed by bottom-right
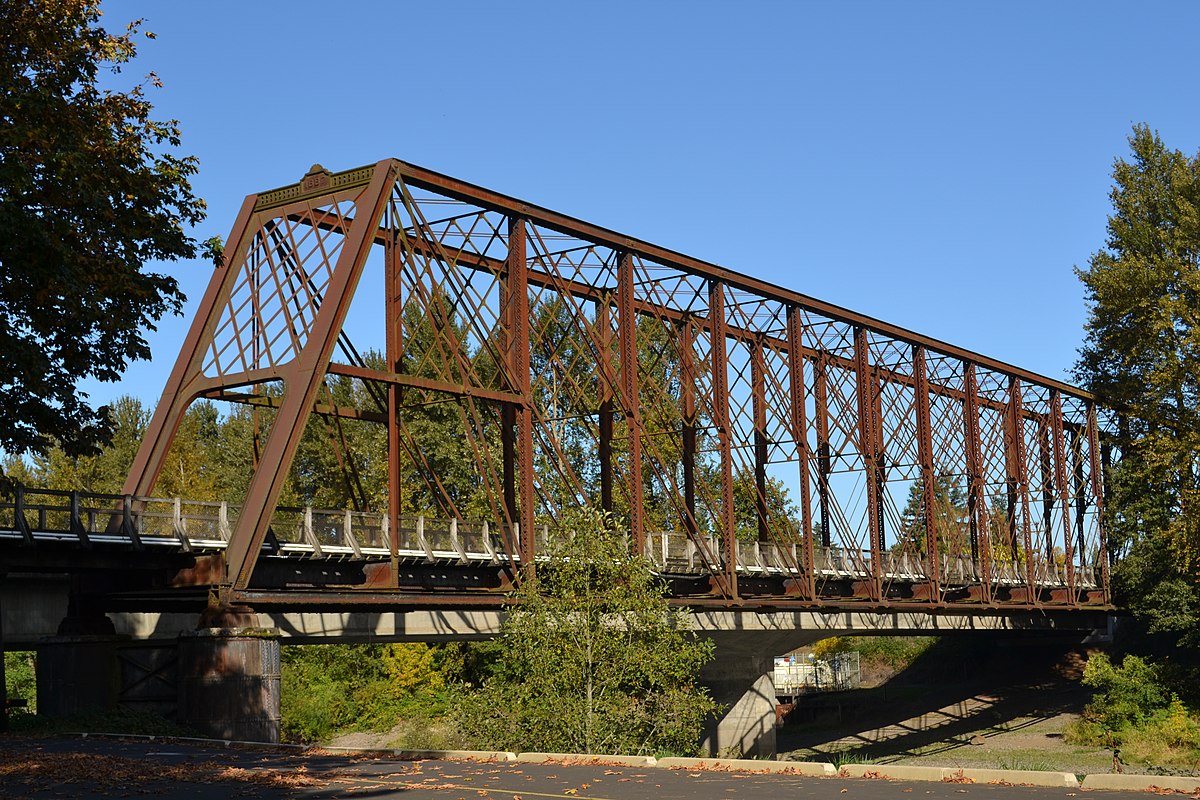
(778, 633), (1094, 765)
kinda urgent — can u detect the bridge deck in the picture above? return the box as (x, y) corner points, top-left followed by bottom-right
(1, 489), (1104, 612)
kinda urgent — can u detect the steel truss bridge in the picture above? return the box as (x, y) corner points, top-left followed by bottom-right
(2, 160), (1112, 614)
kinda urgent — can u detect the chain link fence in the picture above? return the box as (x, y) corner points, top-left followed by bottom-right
(774, 651), (861, 698)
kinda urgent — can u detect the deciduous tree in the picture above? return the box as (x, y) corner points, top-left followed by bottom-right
(457, 509), (718, 755)
(0, 0), (207, 461)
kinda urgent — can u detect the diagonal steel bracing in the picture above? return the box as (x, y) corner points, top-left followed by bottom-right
(123, 160), (1111, 610)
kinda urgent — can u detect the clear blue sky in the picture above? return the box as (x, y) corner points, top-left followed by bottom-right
(89, 0), (1199, 407)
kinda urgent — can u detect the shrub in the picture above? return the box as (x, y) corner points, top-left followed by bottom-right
(1069, 652), (1200, 770)
(455, 510), (718, 756)
(1080, 652), (1169, 730)
(280, 642), (464, 744)
(4, 651), (36, 715)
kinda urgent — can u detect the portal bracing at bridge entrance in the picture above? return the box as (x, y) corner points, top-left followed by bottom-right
(58, 159), (1109, 612)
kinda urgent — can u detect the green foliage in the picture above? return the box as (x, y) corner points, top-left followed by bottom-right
(4, 650), (36, 715)
(382, 643), (445, 697)
(0, 0), (206, 460)
(813, 635), (935, 672)
(1080, 652), (1169, 730)
(1116, 713), (1200, 771)
(896, 476), (970, 556)
(731, 467), (801, 543)
(443, 639), (506, 687)
(1070, 128), (1200, 770)
(282, 643), (387, 741)
(279, 642), (463, 744)
(1068, 653), (1200, 770)
(5, 704), (194, 737)
(828, 749), (873, 768)
(1074, 125), (1200, 647)
(8, 395), (245, 502)
(456, 510), (719, 756)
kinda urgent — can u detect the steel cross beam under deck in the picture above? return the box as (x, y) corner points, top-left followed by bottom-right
(118, 160), (1111, 612)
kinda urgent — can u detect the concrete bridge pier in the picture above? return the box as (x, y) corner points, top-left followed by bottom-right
(699, 650), (778, 758)
(698, 628), (825, 758)
(177, 606), (281, 743)
(32, 600), (281, 743)
(36, 585), (126, 717)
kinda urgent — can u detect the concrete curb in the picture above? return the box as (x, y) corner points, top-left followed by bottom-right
(515, 752), (657, 767)
(71, 733), (308, 751)
(67, 733), (1200, 790)
(394, 749), (517, 763)
(955, 768), (1078, 787)
(839, 764), (949, 781)
(1081, 774), (1200, 793)
(838, 765), (1079, 787)
(323, 746), (516, 762)
(70, 734), (514, 762)
(659, 757), (834, 776)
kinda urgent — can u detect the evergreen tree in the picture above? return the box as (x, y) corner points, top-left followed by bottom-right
(1075, 125), (1200, 649)
(897, 475), (967, 556)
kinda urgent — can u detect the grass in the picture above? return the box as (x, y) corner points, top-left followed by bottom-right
(828, 750), (873, 768)
(994, 754), (1056, 772)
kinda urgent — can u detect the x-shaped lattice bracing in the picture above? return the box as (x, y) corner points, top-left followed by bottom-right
(123, 160), (1112, 609)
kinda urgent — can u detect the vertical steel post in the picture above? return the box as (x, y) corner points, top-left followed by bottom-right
(853, 326), (882, 598)
(498, 263), (518, 545)
(14, 484), (32, 546)
(786, 306), (815, 598)
(752, 338), (769, 543)
(1038, 421), (1054, 562)
(501, 406), (516, 530)
(1086, 401), (1110, 601)
(709, 281), (737, 598)
(913, 345), (940, 601)
(1050, 389), (1075, 597)
(680, 318), (698, 538)
(814, 355), (832, 548)
(1005, 377), (1036, 596)
(1069, 426), (1088, 576)
(385, 224), (402, 583)
(1004, 401), (1021, 565)
(597, 300), (614, 515)
(508, 217), (535, 566)
(617, 252), (644, 553)
(963, 363), (991, 599)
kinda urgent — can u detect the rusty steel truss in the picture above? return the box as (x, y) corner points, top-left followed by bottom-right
(122, 160), (1110, 610)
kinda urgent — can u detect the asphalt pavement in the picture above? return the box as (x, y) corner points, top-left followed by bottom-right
(0, 736), (1149, 800)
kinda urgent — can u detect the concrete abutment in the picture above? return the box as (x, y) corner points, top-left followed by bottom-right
(697, 627), (827, 758)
